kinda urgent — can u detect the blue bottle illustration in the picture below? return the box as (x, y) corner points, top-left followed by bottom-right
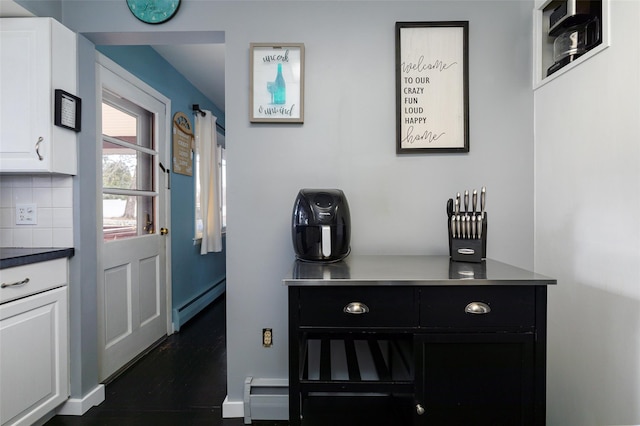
(268, 63), (286, 105)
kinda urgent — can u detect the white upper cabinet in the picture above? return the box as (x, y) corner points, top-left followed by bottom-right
(0, 18), (77, 174)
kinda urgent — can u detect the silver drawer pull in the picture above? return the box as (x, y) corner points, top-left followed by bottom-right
(343, 302), (369, 315)
(1, 277), (30, 288)
(35, 137), (44, 161)
(465, 301), (491, 314)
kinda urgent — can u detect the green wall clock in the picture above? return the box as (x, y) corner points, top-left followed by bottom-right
(126, 0), (181, 24)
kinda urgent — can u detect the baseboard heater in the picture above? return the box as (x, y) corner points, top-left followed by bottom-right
(243, 377), (288, 424)
(172, 277), (225, 331)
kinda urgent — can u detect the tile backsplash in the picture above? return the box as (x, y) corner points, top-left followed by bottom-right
(0, 175), (74, 248)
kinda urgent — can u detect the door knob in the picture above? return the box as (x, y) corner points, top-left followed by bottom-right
(160, 228), (169, 235)
(416, 404), (425, 415)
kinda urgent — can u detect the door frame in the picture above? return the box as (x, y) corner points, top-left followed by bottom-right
(95, 52), (173, 349)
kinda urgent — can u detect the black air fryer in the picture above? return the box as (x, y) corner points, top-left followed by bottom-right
(291, 189), (351, 262)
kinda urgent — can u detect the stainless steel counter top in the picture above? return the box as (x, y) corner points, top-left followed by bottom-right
(283, 255), (556, 286)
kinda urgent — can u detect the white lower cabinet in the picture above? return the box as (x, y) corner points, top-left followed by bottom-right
(0, 261), (69, 426)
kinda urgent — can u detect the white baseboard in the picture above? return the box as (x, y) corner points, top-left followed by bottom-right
(243, 377), (289, 423)
(56, 384), (105, 416)
(222, 396), (244, 418)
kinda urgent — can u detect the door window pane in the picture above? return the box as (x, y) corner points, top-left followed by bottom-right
(102, 144), (154, 192)
(102, 94), (156, 242)
(103, 195), (155, 241)
(102, 98), (153, 149)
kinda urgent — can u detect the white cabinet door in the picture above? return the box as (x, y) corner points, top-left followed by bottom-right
(0, 18), (77, 174)
(0, 286), (69, 426)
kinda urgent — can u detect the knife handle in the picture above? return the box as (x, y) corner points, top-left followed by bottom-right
(451, 216), (457, 238)
(471, 215), (476, 239)
(477, 214), (483, 239)
(464, 190), (469, 213)
(472, 189), (477, 215)
(480, 187), (486, 219)
(465, 216), (471, 239)
(447, 198), (454, 218)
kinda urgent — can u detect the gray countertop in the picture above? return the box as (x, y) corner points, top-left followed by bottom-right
(0, 247), (75, 269)
(284, 255), (556, 286)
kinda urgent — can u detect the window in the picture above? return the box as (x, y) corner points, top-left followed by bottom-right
(102, 91), (157, 241)
(195, 132), (226, 240)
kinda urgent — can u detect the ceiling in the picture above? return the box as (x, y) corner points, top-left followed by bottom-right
(0, 1), (226, 114)
(150, 44), (225, 114)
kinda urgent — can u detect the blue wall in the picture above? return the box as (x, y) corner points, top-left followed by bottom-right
(97, 45), (226, 328)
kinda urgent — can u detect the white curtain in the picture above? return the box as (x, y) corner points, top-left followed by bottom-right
(195, 110), (223, 254)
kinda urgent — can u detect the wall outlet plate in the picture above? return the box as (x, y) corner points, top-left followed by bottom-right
(262, 328), (272, 347)
(16, 204), (37, 225)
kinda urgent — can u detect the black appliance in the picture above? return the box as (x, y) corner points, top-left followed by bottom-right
(547, 0), (601, 76)
(547, 18), (600, 76)
(291, 189), (351, 262)
(548, 0), (601, 37)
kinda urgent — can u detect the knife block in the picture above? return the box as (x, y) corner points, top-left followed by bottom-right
(447, 213), (487, 263)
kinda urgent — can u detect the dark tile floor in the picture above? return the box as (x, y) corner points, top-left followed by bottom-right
(45, 296), (288, 426)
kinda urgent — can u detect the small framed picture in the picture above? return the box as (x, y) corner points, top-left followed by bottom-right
(396, 22), (469, 153)
(54, 89), (82, 132)
(250, 43), (305, 123)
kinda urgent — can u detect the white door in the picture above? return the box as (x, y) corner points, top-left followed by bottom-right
(97, 56), (172, 381)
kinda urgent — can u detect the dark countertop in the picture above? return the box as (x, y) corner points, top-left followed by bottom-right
(0, 247), (75, 269)
(284, 255), (557, 286)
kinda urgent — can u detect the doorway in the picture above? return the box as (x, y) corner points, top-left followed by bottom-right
(96, 54), (172, 381)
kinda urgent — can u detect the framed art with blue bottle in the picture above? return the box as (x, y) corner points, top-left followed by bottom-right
(250, 43), (305, 123)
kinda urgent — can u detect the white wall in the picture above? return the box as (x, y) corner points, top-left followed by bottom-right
(222, 0), (535, 405)
(58, 0), (537, 417)
(0, 175), (74, 247)
(535, 1), (640, 424)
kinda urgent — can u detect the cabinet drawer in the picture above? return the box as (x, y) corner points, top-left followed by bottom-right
(0, 258), (67, 304)
(420, 286), (535, 329)
(297, 287), (417, 328)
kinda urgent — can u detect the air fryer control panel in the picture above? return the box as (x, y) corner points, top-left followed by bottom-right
(311, 192), (336, 223)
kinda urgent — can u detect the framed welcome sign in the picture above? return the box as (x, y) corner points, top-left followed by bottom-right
(250, 43), (305, 123)
(395, 22), (469, 154)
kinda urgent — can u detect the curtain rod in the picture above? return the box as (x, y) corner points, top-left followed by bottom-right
(192, 104), (225, 132)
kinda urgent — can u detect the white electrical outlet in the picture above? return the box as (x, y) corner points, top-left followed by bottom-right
(16, 204), (37, 225)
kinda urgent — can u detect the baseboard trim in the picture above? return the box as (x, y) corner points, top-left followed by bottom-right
(243, 377), (289, 422)
(173, 278), (225, 331)
(222, 396), (244, 418)
(56, 384), (105, 416)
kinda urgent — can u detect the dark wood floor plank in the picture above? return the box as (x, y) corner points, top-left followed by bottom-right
(44, 296), (289, 426)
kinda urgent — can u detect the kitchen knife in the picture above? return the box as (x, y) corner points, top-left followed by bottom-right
(472, 189), (477, 215)
(464, 190), (470, 238)
(451, 215), (457, 238)
(447, 199), (455, 238)
(464, 190), (469, 214)
(471, 215), (476, 239)
(477, 214), (482, 239)
(456, 215), (461, 239)
(480, 186), (486, 220)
